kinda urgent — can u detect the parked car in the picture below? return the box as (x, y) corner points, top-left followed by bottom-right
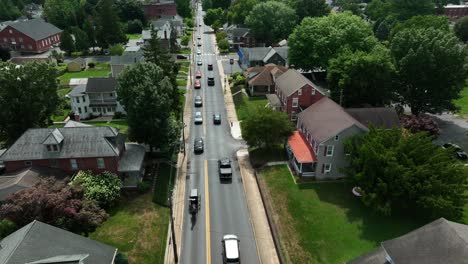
(213, 114), (221, 124)
(197, 42), (202, 47)
(442, 143), (468, 160)
(197, 60), (202, 66)
(197, 35), (201, 40)
(197, 50), (201, 55)
(208, 63), (213, 71)
(176, 54), (188, 59)
(222, 234), (240, 264)
(218, 158), (232, 180)
(207, 75), (215, 86)
(196, 71), (202, 79)
(194, 79), (201, 89)
(194, 138), (204, 154)
(194, 111), (203, 124)
(194, 95), (203, 107)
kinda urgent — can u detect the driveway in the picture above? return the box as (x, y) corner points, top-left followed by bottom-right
(431, 113), (468, 150)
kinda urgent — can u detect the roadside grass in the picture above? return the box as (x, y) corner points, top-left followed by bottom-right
(249, 145), (287, 168)
(232, 92), (267, 121)
(180, 48), (191, 54)
(454, 85), (468, 118)
(126, 34), (141, 40)
(153, 162), (176, 206)
(177, 61), (190, 68)
(176, 78), (187, 87)
(260, 165), (425, 264)
(90, 193), (169, 264)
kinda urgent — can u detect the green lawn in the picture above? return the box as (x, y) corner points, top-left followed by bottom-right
(90, 193), (169, 264)
(249, 145), (287, 168)
(261, 165), (425, 264)
(51, 88), (72, 122)
(454, 86), (468, 118)
(153, 162), (176, 206)
(58, 69), (110, 86)
(176, 78), (187, 87)
(177, 61), (190, 68)
(232, 92), (267, 121)
(126, 34), (141, 40)
(50, 120), (129, 134)
(180, 48), (191, 55)
(57, 87), (71, 98)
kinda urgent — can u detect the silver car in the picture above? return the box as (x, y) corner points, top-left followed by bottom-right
(194, 111), (203, 124)
(197, 50), (202, 55)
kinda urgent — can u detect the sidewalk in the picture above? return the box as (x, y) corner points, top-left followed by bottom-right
(214, 34), (280, 264)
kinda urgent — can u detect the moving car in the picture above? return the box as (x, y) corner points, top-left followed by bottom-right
(197, 35), (201, 40)
(194, 95), (202, 107)
(196, 70), (202, 79)
(207, 63), (213, 71)
(207, 75), (215, 86)
(197, 50), (202, 55)
(194, 111), (203, 124)
(218, 158), (232, 180)
(442, 143), (468, 160)
(197, 42), (202, 47)
(194, 79), (201, 89)
(194, 138), (204, 154)
(222, 234), (240, 264)
(213, 114), (221, 124)
(197, 60), (202, 66)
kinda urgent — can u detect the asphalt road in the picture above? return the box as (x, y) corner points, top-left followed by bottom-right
(180, 4), (260, 264)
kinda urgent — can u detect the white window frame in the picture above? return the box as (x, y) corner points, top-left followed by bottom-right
(298, 89), (302, 96)
(97, 158), (105, 169)
(326, 145), (334, 157)
(292, 97), (298, 107)
(70, 159), (78, 170)
(324, 163), (332, 173)
(311, 88), (316, 95)
(9, 29), (12, 34)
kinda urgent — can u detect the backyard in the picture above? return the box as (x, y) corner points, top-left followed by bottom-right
(232, 92), (268, 121)
(57, 63), (111, 86)
(126, 34), (142, 40)
(90, 193), (169, 264)
(260, 165), (426, 264)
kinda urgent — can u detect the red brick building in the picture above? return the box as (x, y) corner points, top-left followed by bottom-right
(272, 69), (326, 120)
(444, 4), (468, 21)
(143, 0), (178, 20)
(0, 18), (61, 54)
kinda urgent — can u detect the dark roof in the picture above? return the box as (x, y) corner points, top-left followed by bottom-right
(0, 126), (125, 161)
(275, 69), (325, 96)
(247, 64), (287, 86)
(110, 49), (144, 65)
(6, 18), (62, 41)
(231, 27), (250, 38)
(345, 108), (400, 129)
(0, 220), (116, 264)
(348, 218), (468, 264)
(85, 77), (116, 93)
(118, 143), (146, 172)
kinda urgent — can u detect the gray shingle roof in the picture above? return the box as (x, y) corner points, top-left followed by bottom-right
(118, 143), (146, 172)
(85, 77), (116, 93)
(244, 47), (271, 61)
(347, 247), (388, 264)
(345, 108), (400, 129)
(297, 97), (368, 143)
(0, 220), (116, 264)
(68, 84), (86, 97)
(110, 49), (144, 65)
(7, 18), (62, 41)
(0, 126), (124, 161)
(275, 69), (325, 96)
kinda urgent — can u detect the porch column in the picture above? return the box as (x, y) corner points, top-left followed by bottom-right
(300, 162), (303, 173)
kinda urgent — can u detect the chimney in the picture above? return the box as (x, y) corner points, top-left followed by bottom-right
(164, 30), (167, 39)
(74, 111), (80, 122)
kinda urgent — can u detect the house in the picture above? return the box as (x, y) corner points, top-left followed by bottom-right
(142, 20), (174, 50)
(68, 77), (126, 119)
(0, 166), (69, 201)
(67, 57), (86, 72)
(69, 78), (88, 88)
(0, 125), (146, 187)
(227, 27), (256, 49)
(159, 14), (184, 37)
(110, 49), (144, 77)
(143, 0), (178, 20)
(0, 18), (61, 53)
(0, 220), (117, 263)
(272, 69), (326, 120)
(290, 97), (369, 179)
(238, 46), (288, 69)
(244, 63), (287, 95)
(348, 218), (468, 264)
(444, 4), (468, 21)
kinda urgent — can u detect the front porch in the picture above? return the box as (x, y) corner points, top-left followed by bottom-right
(286, 131), (317, 177)
(118, 143), (146, 188)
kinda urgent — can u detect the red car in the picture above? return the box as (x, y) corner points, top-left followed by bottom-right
(196, 70), (202, 79)
(194, 79), (201, 89)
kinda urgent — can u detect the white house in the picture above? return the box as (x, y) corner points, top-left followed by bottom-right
(68, 77), (126, 119)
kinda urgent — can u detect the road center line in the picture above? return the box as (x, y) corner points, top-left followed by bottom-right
(204, 159), (211, 264)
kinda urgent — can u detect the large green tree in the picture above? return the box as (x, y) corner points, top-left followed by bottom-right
(245, 1), (297, 45)
(175, 0), (191, 18)
(389, 0), (434, 21)
(390, 15), (450, 40)
(365, 0), (389, 22)
(0, 0), (21, 21)
(212, 0), (230, 9)
(390, 28), (468, 114)
(242, 106), (294, 149)
(292, 0), (329, 22)
(71, 26), (90, 52)
(455, 16), (468, 43)
(115, 0), (146, 23)
(204, 8), (225, 30)
(327, 45), (395, 107)
(43, 0), (79, 29)
(227, 0), (259, 25)
(289, 12), (377, 71)
(0, 62), (59, 145)
(95, 0), (126, 48)
(117, 62), (180, 152)
(344, 128), (468, 220)
(60, 30), (75, 55)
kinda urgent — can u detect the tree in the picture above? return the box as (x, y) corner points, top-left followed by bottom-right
(390, 28), (468, 114)
(0, 219), (16, 239)
(127, 19), (143, 34)
(60, 30), (75, 55)
(82, 19), (96, 50)
(218, 39), (230, 52)
(390, 15), (450, 40)
(455, 16), (468, 43)
(71, 27), (90, 52)
(242, 106), (294, 149)
(175, 0), (191, 18)
(0, 47), (11, 62)
(344, 128), (468, 220)
(202, 0), (212, 10)
(388, 0), (434, 21)
(327, 45), (395, 107)
(204, 8), (225, 28)
(245, 1), (297, 45)
(216, 31), (227, 43)
(292, 0), (330, 22)
(401, 114), (440, 137)
(289, 12), (377, 71)
(115, 0), (145, 24)
(109, 43), (124, 55)
(72, 171), (122, 207)
(227, 0), (259, 25)
(0, 62), (59, 145)
(43, 0), (79, 29)
(0, 0), (21, 21)
(117, 62), (180, 152)
(0, 178), (108, 235)
(212, 0), (230, 9)
(365, 0), (389, 22)
(183, 17), (194, 28)
(95, 0), (126, 48)
(336, 0), (363, 16)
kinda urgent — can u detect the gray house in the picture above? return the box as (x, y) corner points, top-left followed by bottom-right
(0, 220), (117, 263)
(348, 218), (468, 264)
(110, 49), (144, 77)
(238, 46), (288, 69)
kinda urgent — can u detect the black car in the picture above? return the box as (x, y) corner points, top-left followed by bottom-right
(194, 138), (204, 154)
(194, 95), (203, 107)
(207, 63), (213, 71)
(176, 54), (188, 59)
(213, 114), (221, 124)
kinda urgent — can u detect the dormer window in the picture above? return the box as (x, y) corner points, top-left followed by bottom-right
(46, 144), (59, 152)
(43, 128), (64, 152)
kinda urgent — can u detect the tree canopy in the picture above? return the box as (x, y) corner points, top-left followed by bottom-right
(95, 0), (126, 48)
(43, 0), (80, 29)
(290, 0), (330, 22)
(390, 28), (468, 114)
(242, 106), (294, 149)
(455, 16), (468, 43)
(227, 0), (259, 25)
(72, 171), (122, 207)
(389, 0), (434, 21)
(288, 12), (377, 71)
(0, 62), (59, 146)
(245, 1), (297, 45)
(327, 45), (395, 107)
(204, 8), (225, 29)
(390, 15), (450, 40)
(344, 128), (468, 220)
(175, 0), (191, 18)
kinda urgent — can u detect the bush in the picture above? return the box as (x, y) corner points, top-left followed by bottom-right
(0, 219), (16, 239)
(113, 111), (125, 119)
(216, 31), (227, 42)
(115, 252), (129, 264)
(137, 181), (151, 194)
(109, 44), (124, 56)
(127, 19), (143, 34)
(181, 35), (190, 46)
(401, 114), (440, 137)
(88, 62), (96, 68)
(218, 39), (230, 52)
(184, 17), (194, 28)
(72, 171), (123, 207)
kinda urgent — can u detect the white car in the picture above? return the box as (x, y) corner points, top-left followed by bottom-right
(222, 234), (240, 264)
(197, 35), (201, 40)
(197, 50), (202, 55)
(194, 111), (203, 124)
(197, 60), (202, 66)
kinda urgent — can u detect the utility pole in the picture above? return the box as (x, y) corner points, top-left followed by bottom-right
(168, 197), (178, 263)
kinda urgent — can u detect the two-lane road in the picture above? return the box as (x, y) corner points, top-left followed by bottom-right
(180, 3), (260, 264)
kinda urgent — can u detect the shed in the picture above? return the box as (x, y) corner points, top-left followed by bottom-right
(67, 57), (86, 72)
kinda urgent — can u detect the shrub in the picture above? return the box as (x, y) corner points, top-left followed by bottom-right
(115, 253), (129, 264)
(72, 171), (123, 207)
(113, 111), (125, 119)
(88, 62), (96, 68)
(184, 17), (194, 28)
(0, 219), (16, 239)
(181, 35), (190, 46)
(109, 44), (124, 56)
(137, 181), (151, 194)
(216, 31), (227, 42)
(127, 19), (143, 34)
(401, 114), (440, 137)
(218, 39), (230, 52)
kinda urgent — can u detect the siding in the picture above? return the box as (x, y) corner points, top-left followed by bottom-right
(0, 25), (60, 53)
(282, 84), (325, 119)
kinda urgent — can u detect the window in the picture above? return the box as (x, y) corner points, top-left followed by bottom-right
(84, 106), (88, 113)
(50, 159), (59, 168)
(76, 97), (80, 103)
(10, 38), (15, 43)
(334, 135), (339, 141)
(46, 145), (51, 151)
(70, 159), (78, 170)
(97, 158), (105, 169)
(325, 145), (334, 157)
(82, 96), (86, 102)
(20, 45), (24, 49)
(19, 37), (23, 42)
(9, 29), (12, 34)
(292, 98), (298, 107)
(92, 107), (97, 112)
(52, 144), (58, 151)
(78, 107), (82, 114)
(27, 45), (32, 49)
(42, 40), (45, 46)
(311, 88), (316, 95)
(298, 89), (302, 96)
(109, 93), (114, 97)
(24, 161), (32, 166)
(111, 107), (116, 112)
(324, 163), (332, 173)
(107, 107), (111, 112)
(3, 37), (7, 42)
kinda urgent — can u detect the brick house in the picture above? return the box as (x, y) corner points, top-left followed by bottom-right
(0, 18), (61, 54)
(272, 69), (326, 120)
(227, 27), (256, 49)
(0, 123), (145, 187)
(444, 4), (468, 21)
(143, 0), (177, 20)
